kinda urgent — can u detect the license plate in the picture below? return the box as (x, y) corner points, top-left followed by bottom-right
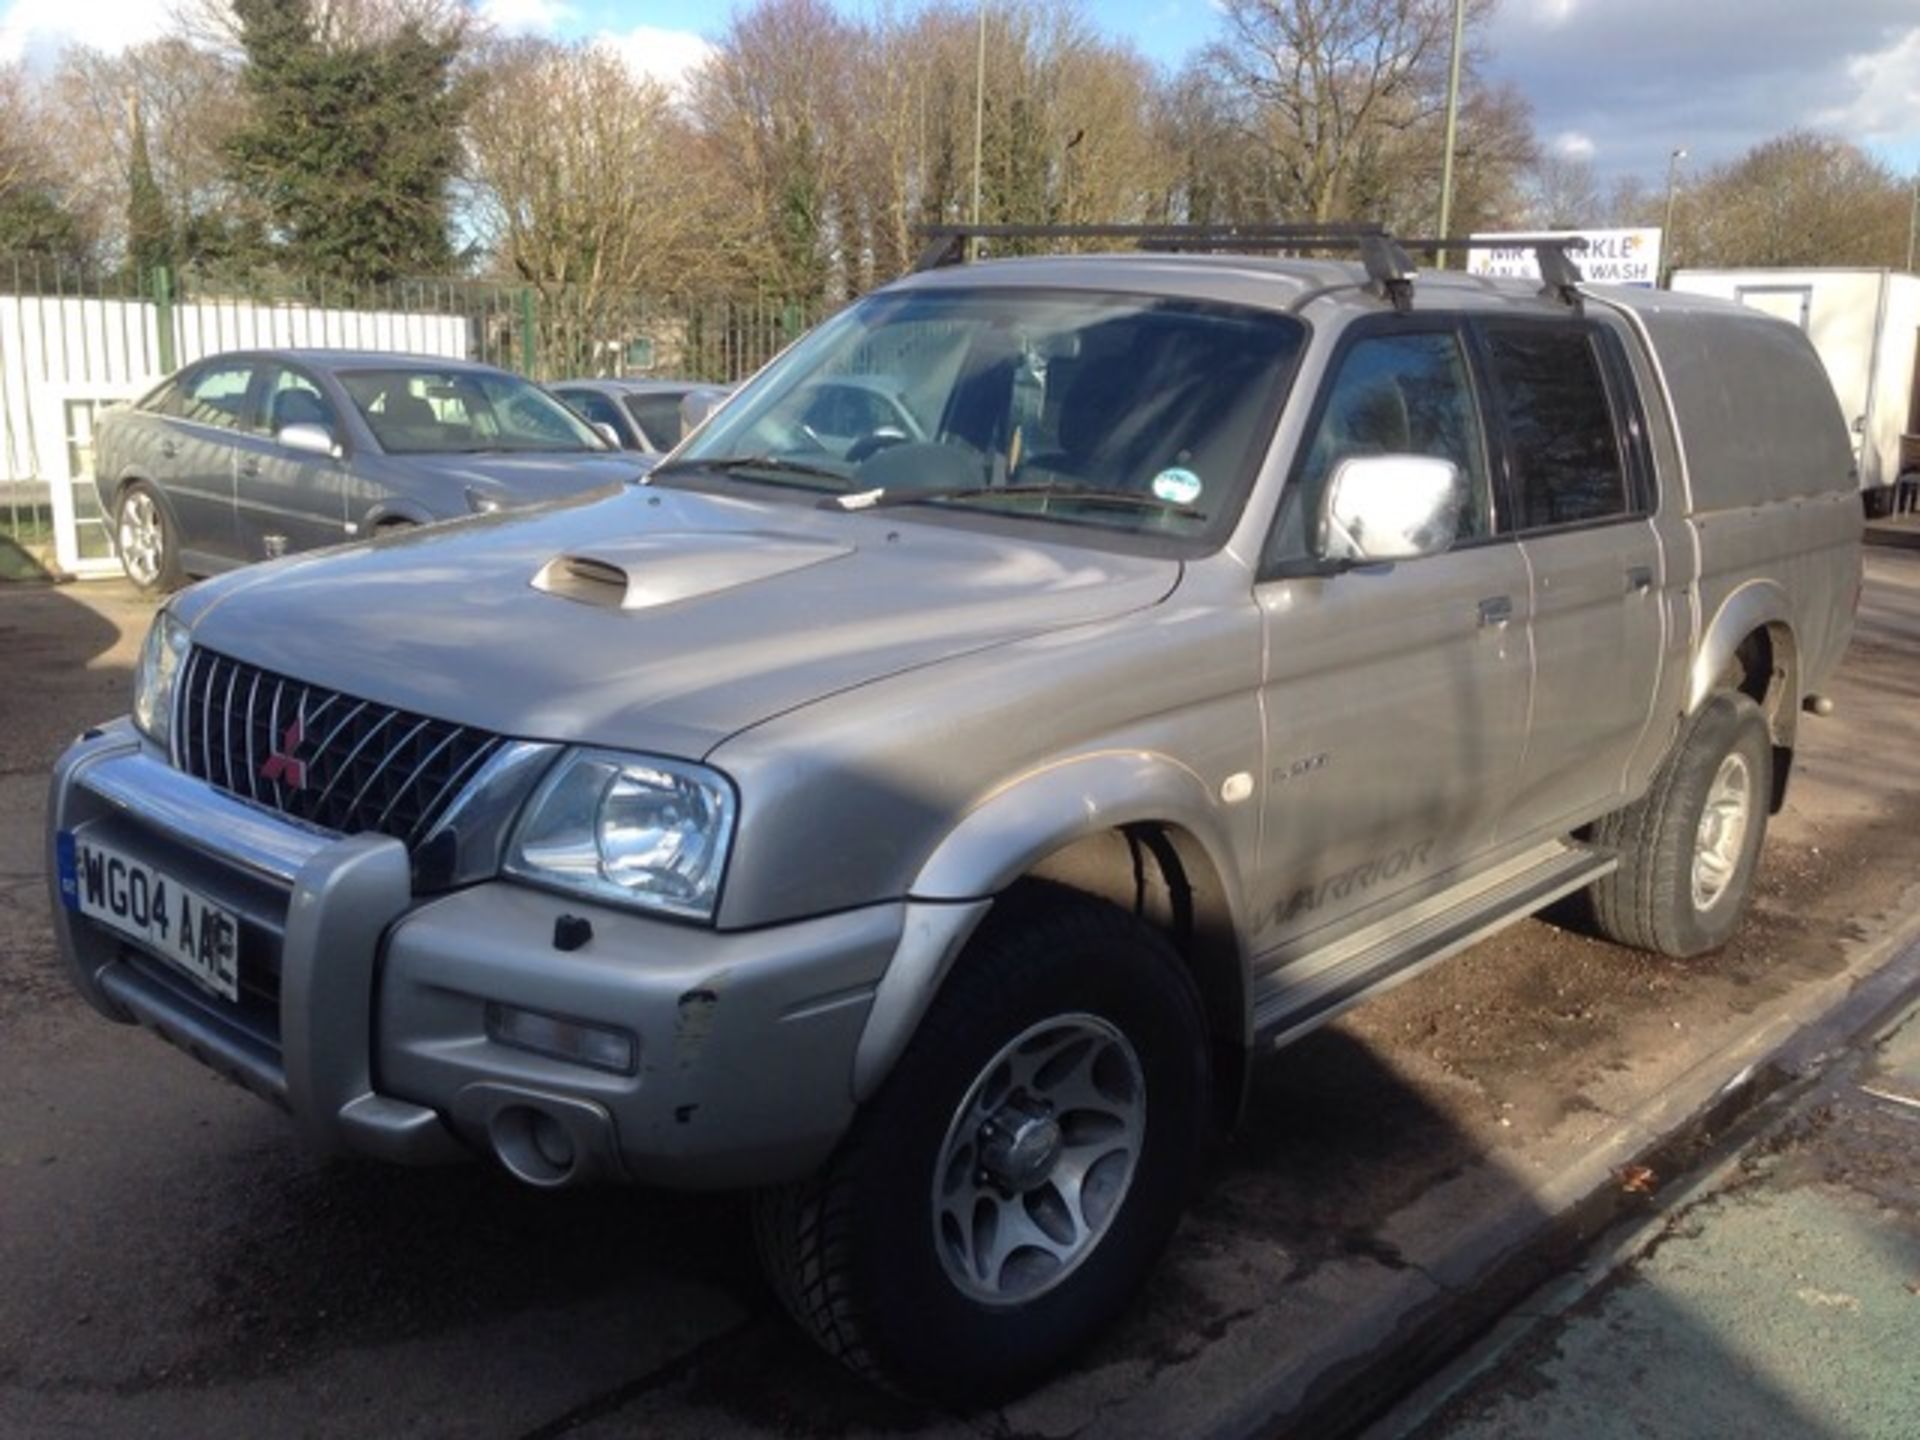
(57, 833), (240, 1002)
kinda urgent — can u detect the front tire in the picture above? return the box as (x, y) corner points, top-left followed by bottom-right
(1587, 690), (1772, 958)
(755, 885), (1209, 1404)
(115, 482), (181, 593)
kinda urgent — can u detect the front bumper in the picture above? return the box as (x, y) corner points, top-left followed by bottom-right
(49, 721), (905, 1188)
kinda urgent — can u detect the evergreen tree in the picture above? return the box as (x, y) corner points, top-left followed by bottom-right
(224, 0), (467, 285)
(125, 98), (174, 283)
(0, 187), (86, 263)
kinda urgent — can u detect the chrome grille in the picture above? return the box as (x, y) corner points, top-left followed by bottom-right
(174, 647), (503, 850)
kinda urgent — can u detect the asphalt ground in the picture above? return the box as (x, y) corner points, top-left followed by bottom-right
(1388, 963), (1920, 1440)
(3, 546), (1919, 1439)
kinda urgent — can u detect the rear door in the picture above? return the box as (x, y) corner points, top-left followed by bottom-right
(1473, 317), (1665, 842)
(153, 359), (258, 564)
(229, 363), (353, 560)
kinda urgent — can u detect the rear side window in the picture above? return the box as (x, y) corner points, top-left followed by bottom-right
(178, 362), (256, 431)
(139, 379), (182, 416)
(1482, 326), (1627, 529)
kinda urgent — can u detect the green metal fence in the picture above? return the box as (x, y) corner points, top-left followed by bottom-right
(0, 254), (825, 566)
(161, 268), (823, 385)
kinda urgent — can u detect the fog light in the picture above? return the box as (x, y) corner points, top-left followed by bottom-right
(485, 1002), (637, 1075)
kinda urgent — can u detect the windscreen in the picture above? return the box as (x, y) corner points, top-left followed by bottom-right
(663, 288), (1305, 543)
(341, 368), (609, 455)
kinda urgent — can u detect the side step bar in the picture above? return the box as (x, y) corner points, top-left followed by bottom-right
(1252, 841), (1618, 1051)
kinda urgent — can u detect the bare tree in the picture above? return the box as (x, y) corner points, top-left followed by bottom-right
(688, 0), (860, 300)
(0, 62), (40, 199)
(1153, 60), (1280, 225)
(171, 0), (469, 54)
(0, 61), (95, 263)
(1202, 0), (1499, 222)
(1683, 131), (1912, 269)
(48, 41), (248, 269)
(465, 37), (734, 371)
(1521, 151), (1603, 229)
(467, 37), (724, 290)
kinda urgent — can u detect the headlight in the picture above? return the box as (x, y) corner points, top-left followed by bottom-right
(132, 609), (191, 752)
(505, 750), (736, 921)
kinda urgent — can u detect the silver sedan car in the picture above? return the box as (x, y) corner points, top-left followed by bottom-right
(100, 350), (649, 591)
(549, 377), (733, 453)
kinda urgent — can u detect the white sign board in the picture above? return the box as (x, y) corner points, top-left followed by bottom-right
(1466, 228), (1663, 287)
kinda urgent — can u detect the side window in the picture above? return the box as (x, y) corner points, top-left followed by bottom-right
(1482, 325), (1628, 529)
(560, 389), (627, 438)
(626, 394), (683, 449)
(140, 379), (183, 417)
(179, 363), (256, 431)
(1270, 329), (1491, 565)
(261, 366), (337, 438)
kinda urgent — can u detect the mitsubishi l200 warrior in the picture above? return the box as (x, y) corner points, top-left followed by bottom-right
(48, 228), (1862, 1402)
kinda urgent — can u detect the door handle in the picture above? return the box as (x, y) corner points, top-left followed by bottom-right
(1477, 595), (1514, 629)
(1626, 565), (1653, 594)
(159, 440), (177, 460)
(240, 459), (260, 478)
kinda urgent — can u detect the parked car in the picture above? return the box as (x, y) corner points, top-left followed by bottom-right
(549, 377), (733, 452)
(48, 232), (1861, 1403)
(98, 350), (650, 591)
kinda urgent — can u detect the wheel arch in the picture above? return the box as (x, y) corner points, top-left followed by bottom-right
(853, 752), (1254, 1124)
(1689, 581), (1800, 812)
(107, 468), (169, 519)
(105, 471), (183, 557)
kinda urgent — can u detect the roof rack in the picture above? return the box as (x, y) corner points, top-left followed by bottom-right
(1400, 234), (1590, 311)
(911, 223), (1587, 313)
(913, 223), (1419, 312)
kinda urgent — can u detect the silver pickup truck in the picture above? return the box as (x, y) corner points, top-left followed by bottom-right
(47, 229), (1861, 1402)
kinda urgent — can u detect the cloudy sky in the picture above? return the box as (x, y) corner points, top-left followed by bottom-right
(4, 0), (1916, 188)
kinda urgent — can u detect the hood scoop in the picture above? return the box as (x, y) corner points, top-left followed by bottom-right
(531, 530), (854, 611)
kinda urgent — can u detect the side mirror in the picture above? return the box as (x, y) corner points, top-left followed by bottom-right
(278, 422), (339, 458)
(1318, 455), (1464, 565)
(592, 421), (622, 448)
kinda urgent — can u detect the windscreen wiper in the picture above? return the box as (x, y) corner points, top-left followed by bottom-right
(826, 482), (1203, 518)
(654, 453), (851, 485)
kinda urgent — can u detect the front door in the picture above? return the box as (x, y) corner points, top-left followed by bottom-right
(231, 364), (353, 560)
(1251, 323), (1532, 958)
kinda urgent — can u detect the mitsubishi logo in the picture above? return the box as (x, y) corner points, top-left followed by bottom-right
(261, 717), (308, 790)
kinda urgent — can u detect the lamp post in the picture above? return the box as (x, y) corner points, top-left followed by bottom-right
(1906, 174), (1917, 273)
(1661, 146), (1687, 287)
(969, 4), (987, 259)
(1434, 0), (1467, 269)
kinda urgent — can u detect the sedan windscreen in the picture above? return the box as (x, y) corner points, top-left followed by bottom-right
(340, 369), (609, 455)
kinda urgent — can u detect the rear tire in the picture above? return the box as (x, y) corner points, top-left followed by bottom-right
(1587, 690), (1772, 958)
(114, 482), (181, 593)
(754, 884), (1209, 1404)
